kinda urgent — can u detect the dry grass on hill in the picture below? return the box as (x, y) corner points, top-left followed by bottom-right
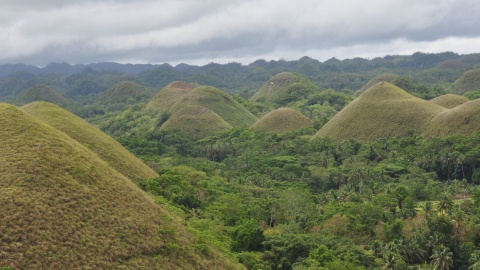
(22, 101), (157, 182)
(0, 103), (242, 269)
(428, 94), (469, 109)
(146, 81), (196, 113)
(251, 108), (313, 133)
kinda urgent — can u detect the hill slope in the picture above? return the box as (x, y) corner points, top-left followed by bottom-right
(16, 84), (72, 107)
(359, 73), (400, 93)
(161, 105), (232, 138)
(313, 82), (446, 142)
(0, 103), (241, 269)
(251, 108), (313, 133)
(428, 94), (469, 109)
(170, 86), (257, 128)
(451, 68), (480, 94)
(22, 101), (157, 182)
(422, 99), (480, 137)
(94, 81), (152, 111)
(251, 72), (318, 106)
(146, 81), (196, 113)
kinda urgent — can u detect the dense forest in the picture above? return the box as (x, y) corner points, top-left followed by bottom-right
(2, 52), (480, 269)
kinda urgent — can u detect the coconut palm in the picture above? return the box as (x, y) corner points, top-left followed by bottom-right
(469, 250), (480, 270)
(430, 244), (453, 270)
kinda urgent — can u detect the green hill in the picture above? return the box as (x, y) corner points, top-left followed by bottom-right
(435, 59), (471, 70)
(422, 99), (480, 137)
(16, 84), (72, 107)
(161, 105), (232, 138)
(21, 101), (157, 182)
(359, 73), (400, 93)
(0, 103), (241, 270)
(313, 82), (446, 142)
(251, 72), (318, 106)
(94, 81), (152, 111)
(251, 108), (313, 133)
(170, 86), (257, 128)
(428, 94), (469, 109)
(451, 68), (480, 94)
(146, 81), (196, 113)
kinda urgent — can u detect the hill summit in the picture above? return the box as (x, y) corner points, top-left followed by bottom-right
(313, 82), (445, 142)
(251, 108), (313, 133)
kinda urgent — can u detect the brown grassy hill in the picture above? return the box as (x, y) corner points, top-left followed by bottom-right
(146, 81), (196, 113)
(428, 94), (469, 109)
(313, 82), (446, 142)
(94, 81), (152, 111)
(21, 101), (157, 182)
(251, 72), (318, 106)
(359, 73), (400, 93)
(451, 68), (480, 94)
(161, 105), (232, 138)
(16, 84), (72, 107)
(422, 99), (480, 137)
(251, 108), (313, 133)
(170, 86), (257, 128)
(0, 103), (242, 270)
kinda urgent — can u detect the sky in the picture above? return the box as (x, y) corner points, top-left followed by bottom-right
(1, 0), (480, 66)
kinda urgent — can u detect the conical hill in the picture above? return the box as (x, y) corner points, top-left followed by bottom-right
(422, 99), (480, 137)
(170, 86), (257, 128)
(94, 81), (152, 111)
(160, 105), (232, 138)
(313, 82), (446, 142)
(0, 103), (241, 269)
(146, 81), (196, 113)
(451, 68), (480, 94)
(17, 84), (72, 107)
(21, 101), (157, 182)
(251, 108), (313, 133)
(428, 94), (469, 109)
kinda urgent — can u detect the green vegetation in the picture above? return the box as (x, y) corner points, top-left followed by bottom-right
(16, 84), (72, 107)
(314, 82), (445, 142)
(94, 81), (152, 112)
(145, 81), (196, 114)
(429, 94), (469, 109)
(0, 103), (241, 269)
(251, 108), (313, 133)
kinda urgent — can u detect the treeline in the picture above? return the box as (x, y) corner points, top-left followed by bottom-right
(116, 126), (480, 270)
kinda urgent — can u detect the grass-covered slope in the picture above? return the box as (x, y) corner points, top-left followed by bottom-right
(146, 81), (196, 113)
(251, 72), (318, 106)
(170, 86), (257, 128)
(161, 105), (233, 138)
(451, 68), (480, 94)
(94, 81), (152, 111)
(251, 108), (313, 133)
(22, 101), (157, 182)
(16, 84), (72, 107)
(428, 94), (469, 109)
(422, 99), (480, 137)
(313, 82), (446, 142)
(0, 103), (241, 270)
(359, 73), (400, 93)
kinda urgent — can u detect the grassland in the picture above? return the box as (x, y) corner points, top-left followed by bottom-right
(428, 94), (469, 109)
(422, 99), (480, 137)
(22, 101), (157, 182)
(451, 68), (480, 94)
(313, 82), (446, 142)
(145, 81), (196, 114)
(16, 84), (72, 107)
(0, 103), (242, 269)
(161, 105), (233, 138)
(94, 81), (152, 111)
(359, 73), (400, 93)
(170, 86), (257, 128)
(251, 108), (313, 133)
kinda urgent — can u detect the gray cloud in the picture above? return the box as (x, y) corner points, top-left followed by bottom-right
(1, 0), (480, 66)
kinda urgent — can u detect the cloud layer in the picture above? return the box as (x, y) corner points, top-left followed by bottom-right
(2, 0), (480, 65)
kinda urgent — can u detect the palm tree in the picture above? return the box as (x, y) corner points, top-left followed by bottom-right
(469, 250), (480, 270)
(437, 194), (453, 216)
(430, 244), (453, 270)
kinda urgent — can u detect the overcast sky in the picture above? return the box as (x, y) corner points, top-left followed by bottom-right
(1, 0), (480, 66)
